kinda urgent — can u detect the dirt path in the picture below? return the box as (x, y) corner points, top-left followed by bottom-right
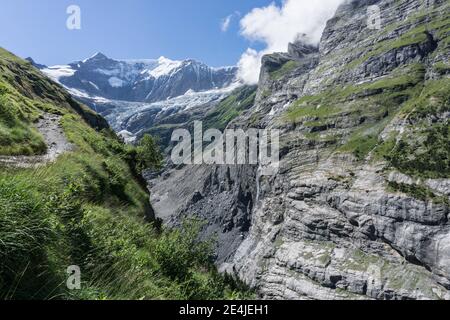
(0, 113), (73, 168)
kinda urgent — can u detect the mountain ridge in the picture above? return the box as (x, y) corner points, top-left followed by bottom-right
(39, 52), (238, 103)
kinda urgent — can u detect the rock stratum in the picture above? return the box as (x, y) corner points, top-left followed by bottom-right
(150, 0), (450, 300)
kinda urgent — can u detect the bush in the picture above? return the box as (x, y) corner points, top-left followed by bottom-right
(386, 123), (450, 178)
(135, 134), (163, 174)
(155, 220), (213, 281)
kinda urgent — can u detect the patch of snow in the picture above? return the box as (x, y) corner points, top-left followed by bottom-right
(83, 52), (99, 63)
(42, 65), (76, 81)
(89, 81), (100, 90)
(87, 81), (242, 132)
(66, 87), (112, 104)
(108, 77), (126, 88)
(82, 52), (106, 63)
(269, 101), (291, 116)
(66, 87), (91, 99)
(184, 89), (196, 95)
(95, 68), (121, 76)
(147, 56), (183, 78)
(211, 66), (236, 72)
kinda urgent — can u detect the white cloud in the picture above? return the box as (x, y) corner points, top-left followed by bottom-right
(237, 0), (345, 84)
(221, 12), (241, 32)
(221, 15), (233, 32)
(237, 49), (263, 85)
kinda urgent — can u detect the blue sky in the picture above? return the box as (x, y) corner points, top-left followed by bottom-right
(0, 0), (276, 67)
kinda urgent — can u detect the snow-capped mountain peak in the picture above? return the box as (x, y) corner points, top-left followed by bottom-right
(83, 52), (109, 63)
(40, 52), (238, 103)
(146, 56), (182, 78)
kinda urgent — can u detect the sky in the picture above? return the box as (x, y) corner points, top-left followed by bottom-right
(0, 0), (344, 84)
(0, 0), (275, 67)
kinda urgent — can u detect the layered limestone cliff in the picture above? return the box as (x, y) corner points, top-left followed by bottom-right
(150, 0), (450, 300)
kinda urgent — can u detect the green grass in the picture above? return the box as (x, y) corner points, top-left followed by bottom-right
(0, 81), (47, 155)
(0, 111), (251, 299)
(285, 64), (425, 124)
(385, 123), (450, 179)
(338, 134), (379, 161)
(434, 61), (450, 75)
(388, 181), (449, 205)
(345, 6), (450, 71)
(363, 64), (426, 92)
(0, 46), (106, 156)
(204, 85), (256, 131)
(270, 61), (299, 80)
(286, 101), (342, 123)
(401, 78), (450, 119)
(284, 63), (430, 160)
(372, 135), (396, 162)
(380, 79), (450, 179)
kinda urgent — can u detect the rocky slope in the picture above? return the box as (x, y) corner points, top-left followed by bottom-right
(149, 0), (450, 300)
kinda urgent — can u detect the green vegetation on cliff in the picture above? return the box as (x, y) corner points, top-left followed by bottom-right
(270, 61), (299, 80)
(347, 4), (450, 71)
(384, 79), (450, 178)
(285, 58), (449, 179)
(204, 85), (257, 131)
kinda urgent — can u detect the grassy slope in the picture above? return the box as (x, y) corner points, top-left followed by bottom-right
(0, 49), (47, 155)
(0, 48), (250, 300)
(285, 67), (449, 179)
(203, 85), (257, 131)
(270, 61), (300, 80)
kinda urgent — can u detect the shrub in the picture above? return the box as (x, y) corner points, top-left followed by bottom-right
(155, 220), (213, 281)
(135, 134), (163, 174)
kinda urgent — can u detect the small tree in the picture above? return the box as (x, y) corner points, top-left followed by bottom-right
(135, 134), (163, 174)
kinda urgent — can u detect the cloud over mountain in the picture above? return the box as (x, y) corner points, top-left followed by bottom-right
(237, 0), (345, 84)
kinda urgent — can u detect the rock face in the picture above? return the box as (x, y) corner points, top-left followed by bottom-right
(149, 0), (450, 300)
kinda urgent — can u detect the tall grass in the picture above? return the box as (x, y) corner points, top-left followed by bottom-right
(0, 84), (47, 156)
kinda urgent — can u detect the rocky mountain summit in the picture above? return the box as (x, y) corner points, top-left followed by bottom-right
(149, 0), (450, 300)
